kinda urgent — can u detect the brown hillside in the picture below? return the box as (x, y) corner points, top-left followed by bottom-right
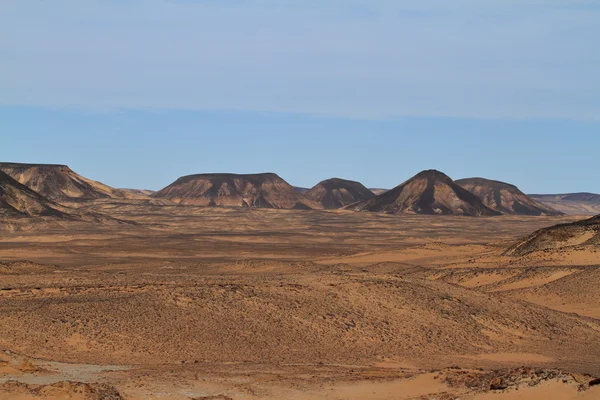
(505, 214), (600, 256)
(0, 170), (74, 218)
(456, 177), (563, 216)
(152, 173), (322, 209)
(0, 162), (141, 200)
(305, 178), (375, 209)
(348, 170), (500, 216)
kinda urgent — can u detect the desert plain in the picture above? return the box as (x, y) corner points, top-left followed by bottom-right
(1, 197), (600, 399)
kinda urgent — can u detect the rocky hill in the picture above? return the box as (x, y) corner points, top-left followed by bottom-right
(456, 177), (563, 216)
(0, 170), (74, 218)
(348, 170), (500, 216)
(304, 178), (375, 209)
(0, 162), (141, 201)
(152, 173), (322, 209)
(505, 214), (600, 256)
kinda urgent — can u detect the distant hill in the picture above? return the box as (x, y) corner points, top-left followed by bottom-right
(120, 188), (155, 196)
(0, 162), (142, 201)
(529, 193), (600, 215)
(456, 177), (563, 216)
(152, 173), (322, 209)
(348, 170), (500, 216)
(293, 186), (309, 195)
(0, 170), (73, 218)
(304, 178), (375, 209)
(505, 214), (600, 256)
(369, 188), (389, 195)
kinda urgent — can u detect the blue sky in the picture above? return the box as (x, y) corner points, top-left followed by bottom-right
(1, 1), (599, 192)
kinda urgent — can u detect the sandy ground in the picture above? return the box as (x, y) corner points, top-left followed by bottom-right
(1, 201), (599, 399)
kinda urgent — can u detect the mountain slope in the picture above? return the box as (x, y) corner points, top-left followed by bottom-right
(152, 173), (322, 209)
(0, 162), (141, 201)
(347, 170), (500, 216)
(305, 178), (375, 209)
(505, 214), (600, 256)
(456, 177), (563, 216)
(0, 170), (73, 218)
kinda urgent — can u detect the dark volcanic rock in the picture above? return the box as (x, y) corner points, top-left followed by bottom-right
(0, 170), (74, 218)
(152, 173), (322, 209)
(456, 177), (563, 216)
(305, 178), (375, 209)
(0, 162), (136, 200)
(347, 170), (500, 216)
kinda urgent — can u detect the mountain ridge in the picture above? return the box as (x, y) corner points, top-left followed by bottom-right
(348, 170), (500, 216)
(152, 172), (322, 209)
(0, 162), (142, 201)
(305, 177), (375, 209)
(456, 177), (563, 216)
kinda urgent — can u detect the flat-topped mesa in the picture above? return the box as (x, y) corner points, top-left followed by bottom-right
(152, 172), (323, 209)
(347, 169), (500, 216)
(456, 177), (564, 216)
(304, 177), (376, 209)
(0, 162), (140, 200)
(0, 170), (73, 218)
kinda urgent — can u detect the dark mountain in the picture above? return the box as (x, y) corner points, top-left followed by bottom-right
(456, 177), (563, 216)
(304, 178), (376, 209)
(347, 170), (500, 216)
(152, 173), (322, 209)
(505, 215), (600, 256)
(0, 170), (73, 218)
(0, 162), (142, 200)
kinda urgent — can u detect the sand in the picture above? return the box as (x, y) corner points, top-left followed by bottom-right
(0, 202), (598, 398)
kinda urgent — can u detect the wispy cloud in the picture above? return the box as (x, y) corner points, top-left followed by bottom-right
(0, 0), (598, 120)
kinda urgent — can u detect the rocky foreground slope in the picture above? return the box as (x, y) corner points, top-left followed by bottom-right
(305, 178), (375, 209)
(152, 173), (322, 209)
(506, 214), (600, 256)
(348, 170), (500, 216)
(457, 177), (563, 216)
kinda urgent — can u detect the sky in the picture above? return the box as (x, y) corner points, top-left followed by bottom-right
(1, 0), (599, 193)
